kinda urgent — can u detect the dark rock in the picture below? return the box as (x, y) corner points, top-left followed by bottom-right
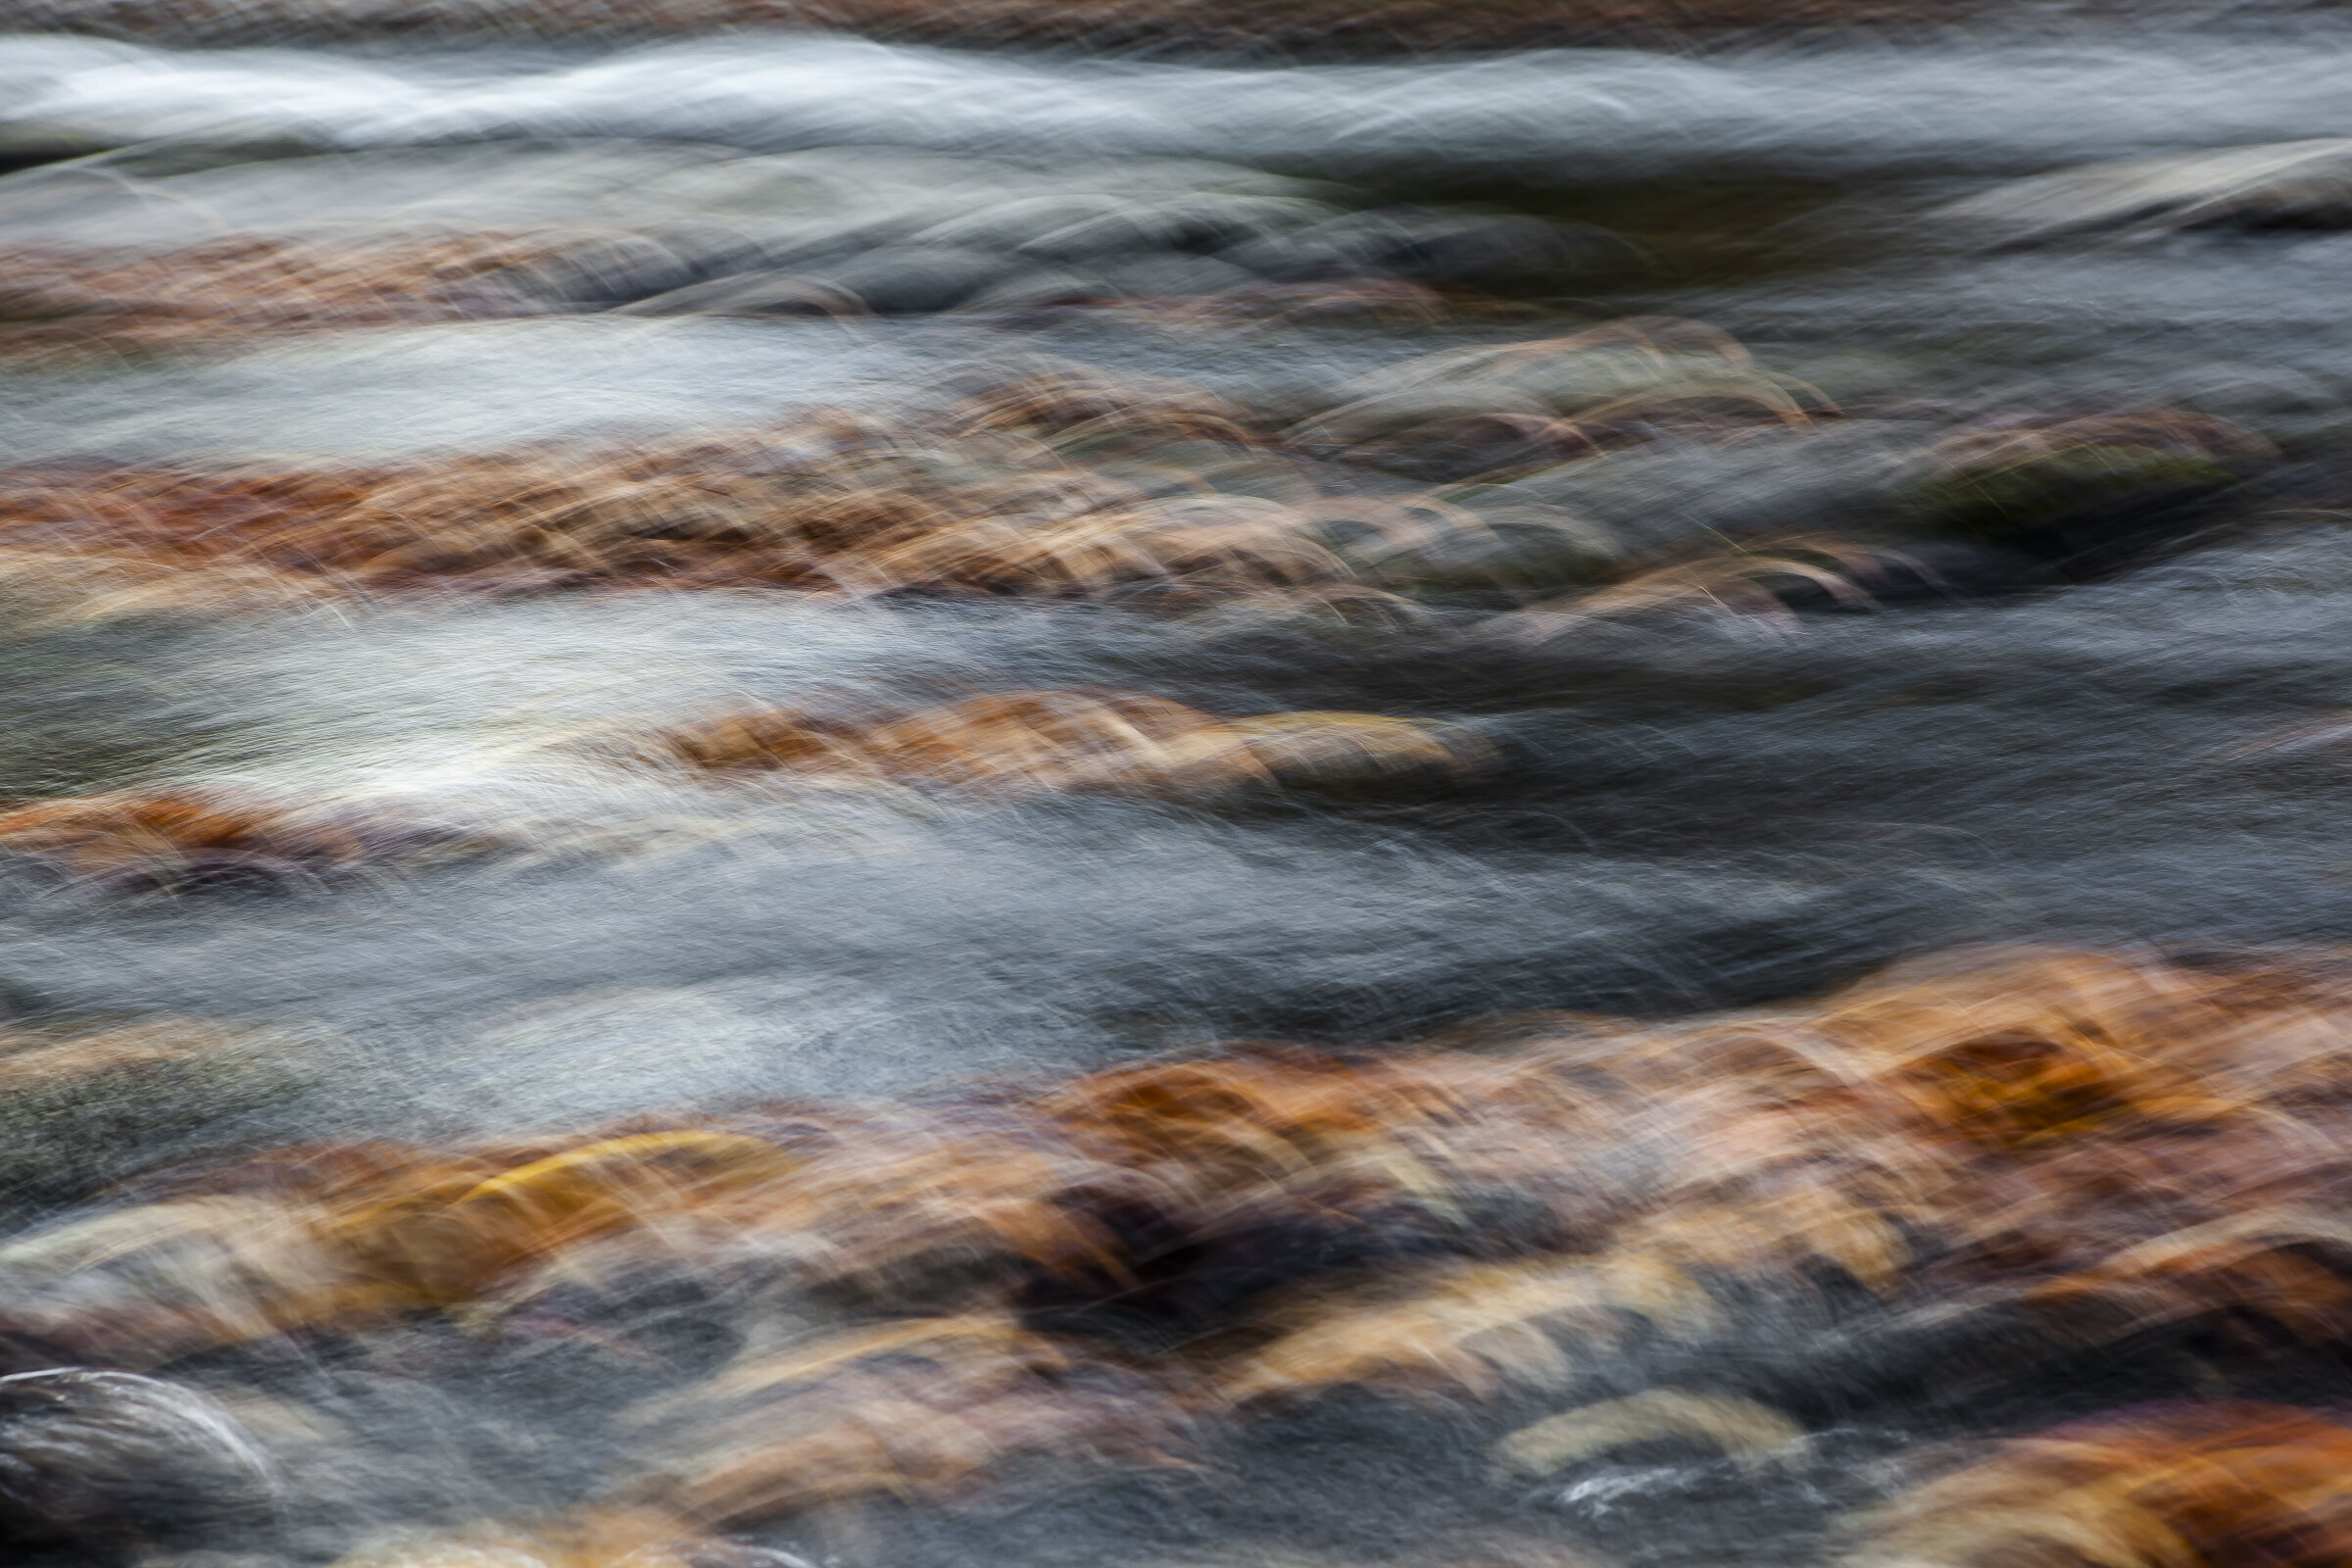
(0, 124), (117, 175)
(958, 266), (1116, 311)
(1014, 193), (1335, 262)
(1492, 422), (1944, 554)
(1088, 252), (1260, 298)
(1289, 385), (1554, 447)
(610, 269), (862, 317)
(906, 193), (1144, 252)
(812, 243), (1031, 312)
(1223, 207), (1620, 289)
(618, 243), (1032, 315)
(0, 1370), (278, 1559)
(494, 228), (764, 309)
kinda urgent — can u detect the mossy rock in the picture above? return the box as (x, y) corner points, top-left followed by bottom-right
(1904, 444), (2239, 541)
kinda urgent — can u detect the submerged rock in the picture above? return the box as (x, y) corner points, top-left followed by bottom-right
(1943, 138), (2352, 241)
(0, 1021), (329, 1203)
(1221, 208), (1621, 289)
(0, 1370), (279, 1558)
(0, 133), (1610, 335)
(0, 122), (122, 173)
(596, 269), (858, 318)
(958, 265), (1114, 310)
(1485, 421), (1941, 556)
(1000, 192), (1335, 262)
(1088, 252), (1260, 298)
(619, 245), (1025, 316)
(1890, 411), (2274, 547)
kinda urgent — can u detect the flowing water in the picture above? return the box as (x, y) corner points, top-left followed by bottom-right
(6, 8), (2352, 1567)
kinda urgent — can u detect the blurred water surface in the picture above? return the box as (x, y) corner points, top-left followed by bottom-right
(6, 10), (2352, 1568)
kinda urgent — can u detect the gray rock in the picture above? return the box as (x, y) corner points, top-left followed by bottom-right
(907, 193), (1141, 252)
(957, 266), (1115, 311)
(1367, 497), (1625, 592)
(909, 192), (1335, 264)
(1941, 138), (2352, 240)
(1222, 208), (1618, 288)
(618, 245), (1023, 316)
(811, 244), (1027, 313)
(610, 270), (862, 318)
(496, 226), (767, 309)
(1088, 252), (1260, 298)
(1014, 194), (1336, 262)
(1489, 422), (1946, 556)
(0, 1021), (331, 1201)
